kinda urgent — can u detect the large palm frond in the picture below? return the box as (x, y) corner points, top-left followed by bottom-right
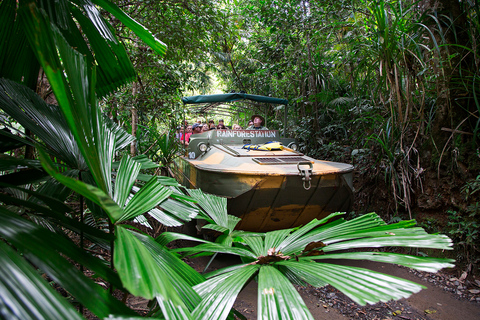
(161, 212), (454, 320)
(0, 0), (166, 97)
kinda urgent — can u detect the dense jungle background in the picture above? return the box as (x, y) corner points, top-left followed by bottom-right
(1, 0), (479, 319)
(104, 0), (480, 270)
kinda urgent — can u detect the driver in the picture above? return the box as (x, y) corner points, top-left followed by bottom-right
(246, 115), (268, 130)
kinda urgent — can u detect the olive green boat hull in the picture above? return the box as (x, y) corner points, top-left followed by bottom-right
(173, 155), (353, 232)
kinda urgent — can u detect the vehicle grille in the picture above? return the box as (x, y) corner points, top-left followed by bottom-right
(253, 157), (313, 165)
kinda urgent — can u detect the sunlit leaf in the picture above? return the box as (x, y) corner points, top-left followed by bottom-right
(92, 0), (167, 56)
(278, 260), (425, 305)
(114, 225), (185, 306)
(119, 177), (172, 222)
(305, 251), (455, 272)
(113, 155), (141, 208)
(133, 232), (204, 311)
(258, 265), (314, 320)
(192, 264), (260, 320)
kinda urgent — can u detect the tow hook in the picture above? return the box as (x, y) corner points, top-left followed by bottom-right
(297, 162), (313, 190)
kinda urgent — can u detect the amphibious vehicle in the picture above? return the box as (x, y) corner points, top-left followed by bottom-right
(172, 93), (354, 232)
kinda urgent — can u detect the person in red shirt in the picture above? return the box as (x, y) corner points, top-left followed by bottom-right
(180, 124), (193, 146)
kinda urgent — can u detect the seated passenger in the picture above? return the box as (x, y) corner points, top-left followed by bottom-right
(217, 123), (226, 129)
(189, 123), (202, 142)
(202, 123), (209, 132)
(246, 115), (268, 130)
(180, 124), (193, 145)
(232, 124), (242, 130)
(175, 126), (182, 140)
(218, 119), (228, 129)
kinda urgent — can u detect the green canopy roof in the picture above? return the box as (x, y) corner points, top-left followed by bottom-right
(182, 93), (288, 105)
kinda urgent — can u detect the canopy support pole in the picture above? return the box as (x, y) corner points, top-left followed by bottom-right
(182, 103), (186, 156)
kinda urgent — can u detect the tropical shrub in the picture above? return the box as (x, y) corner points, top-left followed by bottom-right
(160, 207), (454, 319)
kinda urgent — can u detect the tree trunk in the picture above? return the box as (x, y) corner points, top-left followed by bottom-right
(130, 81), (138, 157)
(131, 106), (138, 157)
(303, 2), (318, 133)
(24, 129), (35, 159)
(425, 0), (473, 163)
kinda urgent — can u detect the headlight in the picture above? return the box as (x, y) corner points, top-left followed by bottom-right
(288, 143), (298, 151)
(198, 143), (208, 152)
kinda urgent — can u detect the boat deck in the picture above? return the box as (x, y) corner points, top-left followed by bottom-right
(185, 145), (353, 176)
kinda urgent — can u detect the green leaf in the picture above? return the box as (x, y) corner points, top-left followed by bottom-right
(112, 154), (161, 170)
(170, 186), (197, 201)
(0, 78), (86, 170)
(278, 260), (426, 306)
(133, 232), (204, 311)
(69, 2), (136, 98)
(135, 173), (180, 186)
(264, 229), (294, 255)
(0, 183), (68, 216)
(0, 128), (26, 152)
(257, 265), (314, 320)
(277, 215), (340, 254)
(0, 188), (111, 247)
(38, 147), (124, 223)
(202, 224), (229, 233)
(303, 251), (455, 272)
(0, 207), (131, 317)
(323, 234), (453, 252)
(158, 197), (199, 222)
(156, 231), (212, 247)
(132, 154), (161, 169)
(30, 172), (78, 207)
(20, 5), (115, 194)
(156, 298), (194, 320)
(0, 128), (34, 152)
(104, 115), (135, 151)
(0, 168), (48, 186)
(0, 0), (40, 89)
(113, 155), (141, 208)
(114, 225), (185, 305)
(0, 241), (83, 320)
(0, 154), (42, 171)
(192, 264), (260, 320)
(172, 243), (257, 260)
(148, 206), (185, 227)
(92, 0), (167, 57)
(243, 236), (265, 257)
(187, 189), (239, 231)
(119, 177), (172, 222)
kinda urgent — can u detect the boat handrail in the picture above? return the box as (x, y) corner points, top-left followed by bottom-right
(217, 143), (241, 156)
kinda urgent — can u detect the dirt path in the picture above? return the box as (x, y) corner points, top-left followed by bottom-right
(189, 255), (480, 320)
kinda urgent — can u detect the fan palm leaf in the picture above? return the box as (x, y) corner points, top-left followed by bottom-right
(2, 0), (166, 97)
(192, 264), (260, 320)
(0, 241), (84, 320)
(0, 78), (87, 170)
(257, 265), (314, 320)
(0, 206), (135, 318)
(165, 212), (454, 320)
(0, 0), (40, 89)
(114, 225), (187, 310)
